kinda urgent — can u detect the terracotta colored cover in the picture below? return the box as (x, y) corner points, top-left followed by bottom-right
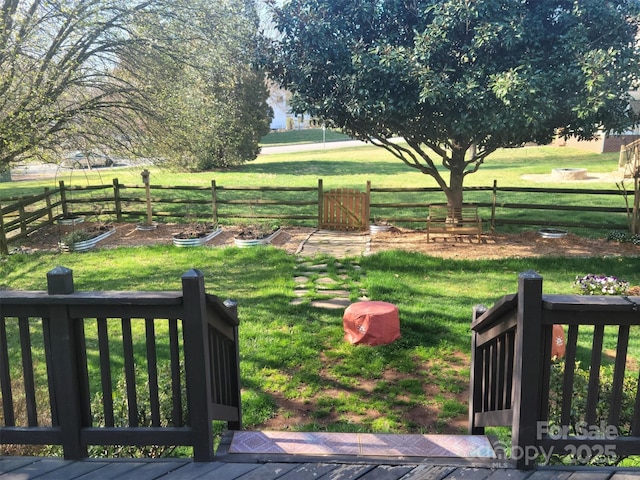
(552, 324), (566, 359)
(343, 301), (401, 346)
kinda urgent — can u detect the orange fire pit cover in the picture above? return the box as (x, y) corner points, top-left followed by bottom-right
(343, 301), (400, 346)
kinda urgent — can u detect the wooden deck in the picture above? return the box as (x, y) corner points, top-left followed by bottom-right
(2, 455), (640, 480)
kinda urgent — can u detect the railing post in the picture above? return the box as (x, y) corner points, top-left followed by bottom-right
(223, 299), (242, 431)
(45, 266), (87, 459)
(469, 304), (487, 435)
(512, 270), (544, 469)
(181, 269), (215, 461)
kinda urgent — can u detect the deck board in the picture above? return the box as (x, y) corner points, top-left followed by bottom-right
(1, 457), (639, 480)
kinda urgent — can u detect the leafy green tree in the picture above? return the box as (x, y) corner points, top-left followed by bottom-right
(266, 0), (640, 209)
(136, 0), (272, 170)
(0, 0), (270, 170)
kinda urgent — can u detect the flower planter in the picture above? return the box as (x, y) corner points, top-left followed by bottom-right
(538, 228), (568, 239)
(59, 227), (116, 252)
(136, 222), (158, 231)
(234, 228), (282, 248)
(57, 215), (85, 226)
(370, 224), (392, 234)
(172, 227), (222, 247)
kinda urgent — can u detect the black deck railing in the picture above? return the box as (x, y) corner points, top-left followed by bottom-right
(0, 267), (241, 461)
(470, 271), (640, 468)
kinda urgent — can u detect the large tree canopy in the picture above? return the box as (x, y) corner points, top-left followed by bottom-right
(0, 0), (270, 170)
(266, 0), (640, 207)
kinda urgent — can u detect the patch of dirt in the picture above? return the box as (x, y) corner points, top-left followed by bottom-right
(370, 227), (640, 259)
(13, 223), (640, 259)
(260, 352), (470, 434)
(13, 223), (316, 255)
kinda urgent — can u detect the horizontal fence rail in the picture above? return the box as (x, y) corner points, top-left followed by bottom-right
(0, 178), (634, 253)
(0, 267), (241, 461)
(470, 271), (640, 468)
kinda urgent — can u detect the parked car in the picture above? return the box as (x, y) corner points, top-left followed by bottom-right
(61, 151), (114, 169)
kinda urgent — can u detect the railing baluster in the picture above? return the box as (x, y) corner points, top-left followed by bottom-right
(632, 371), (640, 435)
(504, 330), (514, 410)
(168, 319), (182, 427)
(482, 348), (490, 412)
(76, 319), (92, 428)
(585, 324), (605, 426)
(97, 317), (114, 427)
(18, 317), (38, 426)
(145, 318), (160, 427)
(0, 316), (15, 426)
(489, 341), (497, 411)
(495, 335), (505, 410)
(561, 324), (579, 427)
(42, 318), (58, 427)
(121, 318), (138, 427)
(608, 325), (630, 427)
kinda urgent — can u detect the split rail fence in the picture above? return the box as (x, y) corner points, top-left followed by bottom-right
(0, 178), (634, 253)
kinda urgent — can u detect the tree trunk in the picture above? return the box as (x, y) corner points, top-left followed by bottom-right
(444, 146), (467, 216)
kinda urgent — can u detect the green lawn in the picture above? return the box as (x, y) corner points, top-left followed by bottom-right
(2, 141), (640, 464)
(3, 247), (640, 452)
(1, 143), (624, 194)
(259, 128), (352, 146)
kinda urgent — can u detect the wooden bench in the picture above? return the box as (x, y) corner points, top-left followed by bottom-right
(427, 204), (482, 241)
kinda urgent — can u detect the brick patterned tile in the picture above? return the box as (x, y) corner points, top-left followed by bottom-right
(229, 432), (496, 458)
(359, 434), (496, 458)
(229, 431), (360, 455)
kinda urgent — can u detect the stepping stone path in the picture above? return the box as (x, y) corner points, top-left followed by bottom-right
(290, 229), (371, 309)
(295, 230), (370, 258)
(291, 259), (367, 309)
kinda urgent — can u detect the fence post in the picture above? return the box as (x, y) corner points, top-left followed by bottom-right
(511, 270), (544, 469)
(491, 180), (497, 233)
(0, 203), (7, 255)
(44, 187), (53, 222)
(45, 266), (87, 459)
(181, 269), (215, 461)
(211, 180), (218, 225)
(59, 180), (69, 218)
(365, 180), (371, 228)
(318, 179), (323, 228)
(113, 178), (122, 222)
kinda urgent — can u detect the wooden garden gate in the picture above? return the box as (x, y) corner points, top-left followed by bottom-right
(318, 180), (370, 231)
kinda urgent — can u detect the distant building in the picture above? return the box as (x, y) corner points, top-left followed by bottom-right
(266, 82), (313, 130)
(556, 91), (640, 153)
(556, 130), (640, 153)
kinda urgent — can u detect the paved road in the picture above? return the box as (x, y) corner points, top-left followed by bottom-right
(259, 139), (371, 155)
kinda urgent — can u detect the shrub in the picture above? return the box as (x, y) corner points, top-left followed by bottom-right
(548, 360), (638, 465)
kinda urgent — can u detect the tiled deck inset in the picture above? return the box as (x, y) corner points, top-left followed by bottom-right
(229, 431), (496, 458)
